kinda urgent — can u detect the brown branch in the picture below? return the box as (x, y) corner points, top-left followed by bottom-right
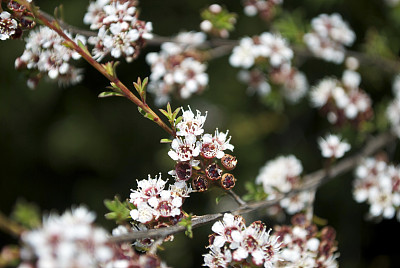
(0, 212), (25, 238)
(109, 131), (397, 243)
(33, 10), (174, 137)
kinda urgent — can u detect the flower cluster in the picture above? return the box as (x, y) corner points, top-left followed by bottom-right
(274, 214), (339, 267)
(304, 13), (355, 64)
(386, 75), (400, 138)
(200, 4), (236, 38)
(230, 32), (293, 69)
(84, 0), (153, 62)
(129, 174), (191, 224)
(15, 26), (85, 89)
(318, 133), (351, 159)
(0, 1), (35, 41)
(242, 0), (283, 21)
(169, 107), (237, 192)
(146, 32), (208, 105)
(353, 156), (400, 221)
(18, 206), (165, 268)
(231, 33), (308, 104)
(256, 155), (312, 215)
(203, 213), (281, 268)
(310, 61), (373, 127)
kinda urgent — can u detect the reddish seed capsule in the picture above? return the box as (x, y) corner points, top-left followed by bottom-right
(220, 173), (236, 190)
(205, 163), (222, 181)
(221, 154), (237, 170)
(191, 176), (209, 192)
(175, 161), (192, 181)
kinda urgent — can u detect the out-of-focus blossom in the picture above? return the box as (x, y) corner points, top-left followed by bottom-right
(318, 134), (351, 159)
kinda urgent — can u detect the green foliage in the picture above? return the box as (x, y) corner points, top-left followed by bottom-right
(201, 6), (237, 32)
(242, 182), (268, 202)
(11, 199), (41, 229)
(102, 61), (120, 78)
(178, 214), (193, 238)
(133, 77), (148, 103)
(104, 196), (132, 224)
(159, 103), (181, 129)
(363, 28), (395, 59)
(273, 10), (308, 44)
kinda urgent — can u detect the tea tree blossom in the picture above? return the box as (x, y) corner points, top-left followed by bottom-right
(318, 134), (351, 159)
(309, 68), (373, 126)
(0, 11), (18, 40)
(255, 155), (311, 215)
(353, 157), (400, 221)
(230, 33), (293, 69)
(304, 13), (355, 64)
(146, 35), (209, 105)
(204, 213), (281, 267)
(274, 214), (339, 267)
(18, 206), (114, 268)
(15, 26), (85, 88)
(176, 107), (207, 138)
(129, 174), (190, 224)
(84, 0), (153, 62)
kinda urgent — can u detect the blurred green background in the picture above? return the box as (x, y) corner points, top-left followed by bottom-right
(1, 0), (400, 267)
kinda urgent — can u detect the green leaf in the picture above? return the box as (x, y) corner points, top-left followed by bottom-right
(160, 138), (172, 143)
(215, 193), (227, 205)
(138, 107), (156, 121)
(104, 196), (131, 224)
(243, 182), (268, 202)
(178, 214), (193, 238)
(102, 62), (120, 78)
(11, 199), (41, 229)
(98, 91), (124, 98)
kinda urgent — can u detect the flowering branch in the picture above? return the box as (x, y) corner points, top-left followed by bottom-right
(32, 9), (175, 137)
(110, 131), (396, 242)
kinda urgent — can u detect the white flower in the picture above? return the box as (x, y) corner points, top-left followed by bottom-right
(168, 136), (201, 162)
(19, 206), (114, 268)
(0, 11), (18, 41)
(310, 78), (338, 107)
(130, 174), (168, 206)
(318, 134), (351, 158)
(259, 32), (293, 67)
(203, 246), (233, 268)
(211, 214), (245, 249)
(229, 37), (256, 68)
(176, 106), (207, 137)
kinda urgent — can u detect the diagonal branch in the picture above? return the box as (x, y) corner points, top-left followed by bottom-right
(109, 131), (396, 243)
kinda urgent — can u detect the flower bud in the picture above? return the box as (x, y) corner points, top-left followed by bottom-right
(205, 163), (222, 181)
(220, 173), (236, 190)
(221, 154), (237, 170)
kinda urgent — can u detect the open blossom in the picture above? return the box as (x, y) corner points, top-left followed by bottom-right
(201, 129), (234, 159)
(204, 214), (281, 268)
(85, 0), (152, 62)
(304, 13), (355, 64)
(129, 174), (190, 224)
(318, 134), (351, 158)
(274, 214), (339, 267)
(18, 206), (115, 268)
(230, 33), (293, 69)
(146, 35), (208, 105)
(309, 67), (373, 126)
(256, 155), (310, 215)
(353, 157), (400, 221)
(168, 136), (201, 162)
(15, 26), (85, 88)
(176, 107), (207, 137)
(0, 11), (18, 40)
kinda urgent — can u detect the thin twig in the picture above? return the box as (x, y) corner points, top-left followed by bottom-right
(227, 190), (247, 206)
(0, 212), (25, 238)
(109, 131), (396, 243)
